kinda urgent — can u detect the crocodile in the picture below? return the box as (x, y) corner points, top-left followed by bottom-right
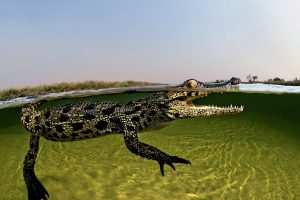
(176, 77), (241, 88)
(21, 78), (243, 200)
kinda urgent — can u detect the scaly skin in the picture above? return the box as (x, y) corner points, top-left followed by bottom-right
(21, 79), (243, 200)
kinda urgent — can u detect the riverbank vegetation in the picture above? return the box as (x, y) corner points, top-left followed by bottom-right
(245, 75), (300, 86)
(0, 80), (160, 100)
(263, 78), (300, 86)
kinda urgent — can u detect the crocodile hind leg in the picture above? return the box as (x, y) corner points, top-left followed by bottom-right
(23, 132), (49, 200)
(123, 120), (191, 176)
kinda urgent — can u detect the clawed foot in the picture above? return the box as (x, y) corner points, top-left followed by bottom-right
(25, 170), (49, 200)
(158, 155), (191, 176)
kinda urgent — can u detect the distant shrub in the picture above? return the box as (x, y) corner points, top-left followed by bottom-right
(272, 77), (285, 82)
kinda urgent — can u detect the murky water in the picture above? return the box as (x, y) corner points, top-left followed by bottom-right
(0, 92), (299, 200)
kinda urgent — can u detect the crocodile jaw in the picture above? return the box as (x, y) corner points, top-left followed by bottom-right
(167, 102), (244, 119)
(185, 104), (244, 117)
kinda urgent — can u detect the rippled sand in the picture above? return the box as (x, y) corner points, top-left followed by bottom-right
(1, 116), (299, 200)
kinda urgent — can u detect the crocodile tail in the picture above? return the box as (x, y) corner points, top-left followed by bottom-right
(21, 103), (41, 131)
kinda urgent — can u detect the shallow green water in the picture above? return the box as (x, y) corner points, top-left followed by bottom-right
(0, 92), (299, 200)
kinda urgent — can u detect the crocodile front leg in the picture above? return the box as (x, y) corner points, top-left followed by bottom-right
(122, 120), (191, 176)
(23, 132), (49, 200)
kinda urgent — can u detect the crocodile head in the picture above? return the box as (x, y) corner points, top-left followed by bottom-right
(177, 77), (241, 89)
(165, 90), (244, 119)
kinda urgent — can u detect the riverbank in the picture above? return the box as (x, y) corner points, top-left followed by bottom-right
(243, 80), (300, 86)
(0, 80), (160, 101)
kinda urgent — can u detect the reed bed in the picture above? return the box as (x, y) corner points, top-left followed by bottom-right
(0, 80), (160, 100)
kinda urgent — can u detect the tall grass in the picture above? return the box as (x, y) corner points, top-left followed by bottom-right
(0, 80), (160, 100)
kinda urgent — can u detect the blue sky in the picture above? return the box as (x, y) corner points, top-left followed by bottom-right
(1, 0), (300, 88)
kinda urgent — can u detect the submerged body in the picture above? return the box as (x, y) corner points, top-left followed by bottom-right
(22, 99), (170, 142)
(21, 78), (243, 200)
